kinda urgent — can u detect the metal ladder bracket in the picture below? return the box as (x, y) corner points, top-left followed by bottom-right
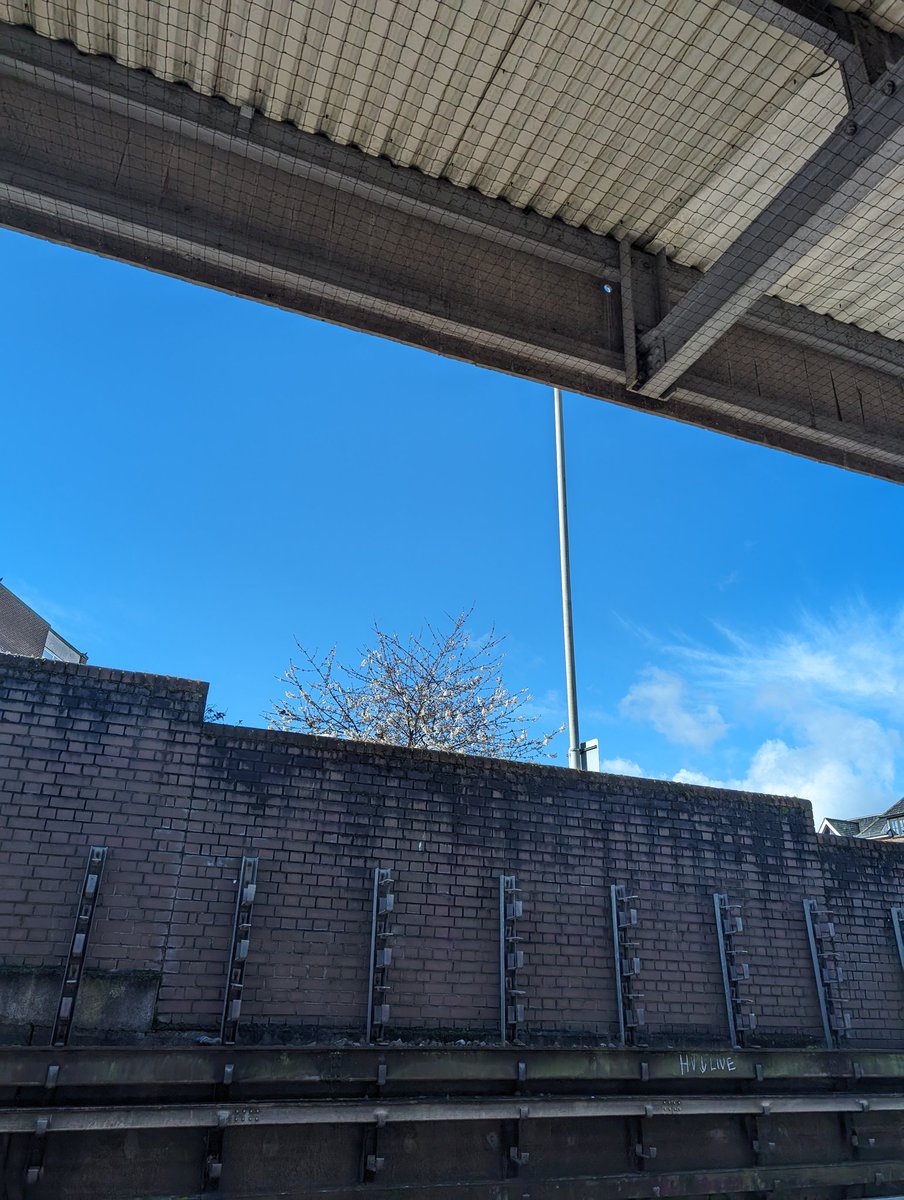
(23, 1117), (51, 1190)
(803, 898), (850, 1048)
(500, 874), (525, 1043)
(891, 906), (904, 975)
(206, 864), (255, 1190)
(220, 857), (259, 1046)
(360, 1109), (388, 1182)
(611, 884), (644, 1045)
(52, 846), (108, 1047)
(713, 892), (755, 1048)
(502, 1109), (530, 1179)
(366, 868), (394, 1043)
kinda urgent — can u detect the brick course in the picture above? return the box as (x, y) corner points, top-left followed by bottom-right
(1, 655), (903, 1047)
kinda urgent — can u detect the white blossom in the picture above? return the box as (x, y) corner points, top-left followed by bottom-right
(268, 611), (560, 760)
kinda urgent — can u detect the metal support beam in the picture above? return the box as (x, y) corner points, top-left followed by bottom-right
(5, 1038), (901, 1198)
(203, 1108), (229, 1191)
(723, 0), (904, 64)
(636, 52), (904, 397)
(892, 906), (904, 975)
(5, 1045), (901, 1092)
(714, 894), (740, 1048)
(365, 868), (394, 1043)
(359, 1108), (387, 1182)
(4, 1092), (904, 1132)
(272, 1161), (904, 1199)
(202, 1061), (235, 1193)
(725, 0), (849, 58)
(220, 857), (258, 1046)
(499, 875), (524, 1044)
(1, 23), (904, 483)
(713, 893), (756, 1047)
(803, 898), (851, 1048)
(51, 846), (107, 1047)
(611, 885), (644, 1046)
(619, 239), (638, 390)
(501, 1106), (530, 1178)
(22, 1116), (50, 1191)
(803, 898), (834, 1048)
(610, 885), (626, 1048)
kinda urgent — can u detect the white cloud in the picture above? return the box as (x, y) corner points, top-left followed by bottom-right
(619, 667), (727, 752)
(673, 711), (898, 821)
(600, 757), (644, 776)
(678, 606), (904, 717)
(624, 605), (904, 823)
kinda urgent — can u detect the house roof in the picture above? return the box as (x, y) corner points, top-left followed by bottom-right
(821, 817), (869, 836)
(0, 583), (86, 664)
(822, 796), (904, 837)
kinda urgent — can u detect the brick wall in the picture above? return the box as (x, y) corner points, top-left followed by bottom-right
(1, 656), (903, 1048)
(818, 836), (904, 1046)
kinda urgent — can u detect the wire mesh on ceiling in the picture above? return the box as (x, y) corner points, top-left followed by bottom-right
(0, 0), (902, 479)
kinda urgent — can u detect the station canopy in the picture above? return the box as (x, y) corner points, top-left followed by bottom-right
(2, 0), (903, 480)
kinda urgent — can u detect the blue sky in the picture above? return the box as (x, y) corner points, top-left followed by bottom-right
(3, 227), (903, 824)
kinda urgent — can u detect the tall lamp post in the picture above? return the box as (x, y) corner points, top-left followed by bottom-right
(554, 387), (598, 771)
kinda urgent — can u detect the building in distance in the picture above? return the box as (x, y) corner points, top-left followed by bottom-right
(820, 798), (904, 842)
(0, 581), (86, 664)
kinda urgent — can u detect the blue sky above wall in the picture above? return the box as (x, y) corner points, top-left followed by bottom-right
(3, 227), (902, 824)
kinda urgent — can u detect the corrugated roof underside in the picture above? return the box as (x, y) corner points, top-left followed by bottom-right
(3, 0), (903, 340)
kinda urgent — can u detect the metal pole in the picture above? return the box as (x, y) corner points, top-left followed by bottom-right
(891, 906), (904, 975)
(802, 899), (833, 1050)
(713, 894), (739, 1049)
(610, 885), (626, 1048)
(365, 868), (380, 1043)
(554, 387), (581, 769)
(499, 875), (507, 1044)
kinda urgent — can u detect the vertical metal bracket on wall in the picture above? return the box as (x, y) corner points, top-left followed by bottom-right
(713, 892), (756, 1048)
(366, 867), (394, 1043)
(610, 884), (644, 1046)
(359, 1107), (388, 1182)
(23, 1117), (50, 1191)
(653, 248), (670, 323)
(619, 236), (638, 390)
(220, 856), (258, 1046)
(634, 1115), (658, 1169)
(502, 1105), (530, 1178)
(750, 1112), (776, 1166)
(803, 898), (850, 1048)
(51, 845), (107, 1047)
(499, 874), (524, 1044)
(621, 237), (673, 397)
(891, 906), (904, 976)
(202, 1059), (236, 1190)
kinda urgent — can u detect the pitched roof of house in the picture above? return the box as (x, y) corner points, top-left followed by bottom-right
(882, 797), (904, 820)
(821, 817), (869, 837)
(821, 797), (904, 838)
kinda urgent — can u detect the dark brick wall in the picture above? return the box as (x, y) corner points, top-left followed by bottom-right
(817, 836), (904, 1046)
(1, 656), (902, 1048)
